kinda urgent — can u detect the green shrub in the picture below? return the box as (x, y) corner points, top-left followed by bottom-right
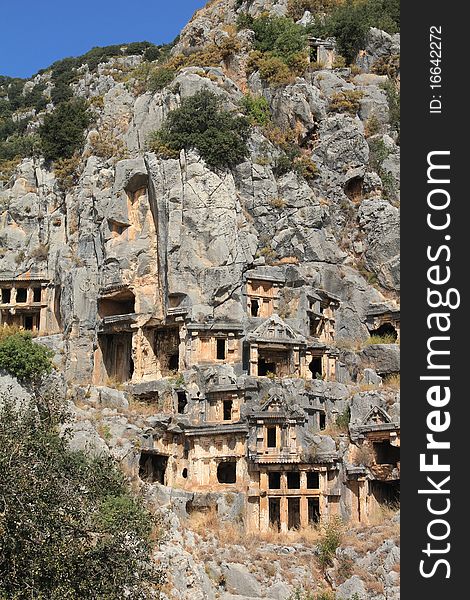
(248, 51), (295, 86)
(252, 15), (307, 57)
(53, 155), (82, 191)
(294, 155), (318, 180)
(0, 156), (21, 180)
(335, 406), (351, 430)
(287, 0), (342, 21)
(240, 94), (271, 126)
(51, 81), (73, 104)
(0, 133), (40, 162)
(236, 12), (254, 31)
(0, 391), (163, 598)
(147, 66), (177, 92)
(247, 15), (309, 85)
(317, 517), (343, 568)
(368, 137), (390, 170)
(143, 45), (162, 62)
(308, 0), (400, 64)
(368, 137), (398, 200)
(274, 145), (318, 181)
(124, 41), (158, 56)
(0, 332), (53, 383)
(39, 98), (91, 161)
(148, 90), (250, 169)
(381, 79), (400, 136)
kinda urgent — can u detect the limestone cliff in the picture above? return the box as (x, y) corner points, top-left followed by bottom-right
(0, 1), (400, 598)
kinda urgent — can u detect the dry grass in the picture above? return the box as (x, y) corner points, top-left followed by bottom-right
(353, 444), (375, 468)
(185, 508), (325, 550)
(127, 397), (161, 416)
(383, 373), (400, 389)
(342, 510), (399, 556)
(105, 376), (125, 390)
(365, 334), (399, 346)
(0, 325), (38, 341)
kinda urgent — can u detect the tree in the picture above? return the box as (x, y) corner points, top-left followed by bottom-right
(252, 15), (307, 58)
(0, 391), (163, 599)
(39, 98), (91, 161)
(149, 90), (250, 169)
(0, 331), (53, 384)
(308, 0), (400, 64)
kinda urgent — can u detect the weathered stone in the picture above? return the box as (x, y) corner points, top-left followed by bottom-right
(221, 563), (262, 597)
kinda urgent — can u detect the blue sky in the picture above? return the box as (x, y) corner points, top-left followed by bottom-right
(1, 0), (206, 79)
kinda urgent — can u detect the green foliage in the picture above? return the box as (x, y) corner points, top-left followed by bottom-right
(287, 0), (342, 21)
(368, 137), (398, 201)
(273, 142), (318, 182)
(148, 90), (250, 169)
(236, 11), (254, 30)
(0, 392), (162, 598)
(381, 80), (400, 136)
(49, 41), (159, 77)
(51, 81), (73, 104)
(308, 0), (400, 64)
(0, 332), (53, 383)
(0, 78), (46, 169)
(288, 589), (336, 600)
(248, 51), (294, 86)
(53, 155), (82, 191)
(252, 15), (307, 56)
(246, 15), (309, 85)
(0, 132), (40, 162)
(335, 406), (351, 430)
(366, 333), (397, 345)
(317, 517), (343, 568)
(143, 46), (162, 62)
(240, 94), (271, 126)
(147, 66), (177, 92)
(368, 137), (389, 170)
(39, 98), (91, 161)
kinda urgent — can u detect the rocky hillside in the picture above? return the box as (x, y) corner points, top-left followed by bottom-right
(0, 0), (400, 598)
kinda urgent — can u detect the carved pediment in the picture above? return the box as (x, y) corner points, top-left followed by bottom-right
(363, 406), (392, 426)
(248, 315), (305, 344)
(260, 394), (288, 413)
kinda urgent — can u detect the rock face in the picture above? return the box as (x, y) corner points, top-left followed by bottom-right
(0, 0), (400, 597)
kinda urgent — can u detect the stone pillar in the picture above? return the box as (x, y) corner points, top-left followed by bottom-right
(358, 479), (368, 524)
(259, 471), (269, 531)
(260, 494), (269, 532)
(322, 354), (329, 381)
(209, 458), (217, 486)
(300, 496), (309, 528)
(250, 343), (258, 376)
(39, 305), (48, 334)
(188, 332), (198, 368)
(303, 350), (313, 379)
(247, 496), (260, 533)
(319, 472), (328, 520)
(280, 496), (288, 533)
(293, 346), (300, 376)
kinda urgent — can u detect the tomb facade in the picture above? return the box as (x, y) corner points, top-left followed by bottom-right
(0, 277), (60, 335)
